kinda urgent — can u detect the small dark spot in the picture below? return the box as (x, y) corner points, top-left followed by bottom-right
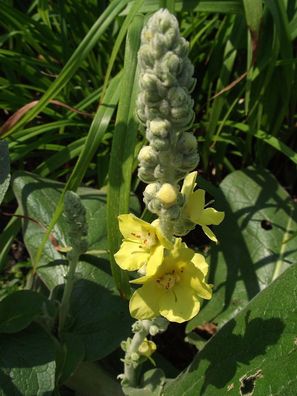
(240, 369), (263, 396)
(261, 220), (272, 230)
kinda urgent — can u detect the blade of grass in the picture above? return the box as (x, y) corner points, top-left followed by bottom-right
(225, 121), (297, 165)
(242, 0), (263, 54)
(121, 1), (243, 15)
(33, 74), (121, 270)
(101, 0), (144, 101)
(1, 0), (129, 138)
(35, 138), (86, 177)
(0, 215), (21, 273)
(107, 15), (144, 297)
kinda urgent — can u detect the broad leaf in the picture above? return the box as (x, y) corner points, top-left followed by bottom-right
(188, 168), (297, 331)
(56, 333), (85, 384)
(164, 263), (297, 395)
(12, 172), (139, 360)
(0, 290), (55, 334)
(0, 323), (56, 396)
(0, 140), (10, 205)
(123, 369), (166, 396)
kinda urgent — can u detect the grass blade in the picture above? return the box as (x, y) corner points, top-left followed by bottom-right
(107, 15), (144, 297)
(2, 0), (129, 138)
(34, 74), (121, 268)
(225, 121), (297, 165)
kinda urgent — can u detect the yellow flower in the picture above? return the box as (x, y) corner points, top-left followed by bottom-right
(181, 171), (224, 243)
(114, 213), (172, 274)
(129, 238), (212, 323)
(138, 338), (157, 358)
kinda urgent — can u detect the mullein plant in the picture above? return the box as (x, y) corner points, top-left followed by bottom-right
(116, 9), (224, 389)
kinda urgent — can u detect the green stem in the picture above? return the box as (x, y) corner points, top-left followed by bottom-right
(58, 250), (79, 335)
(159, 215), (174, 241)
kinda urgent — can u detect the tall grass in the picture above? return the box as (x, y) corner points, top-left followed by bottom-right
(1, 0), (296, 276)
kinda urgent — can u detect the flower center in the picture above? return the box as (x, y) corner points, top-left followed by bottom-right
(131, 230), (157, 250)
(156, 270), (180, 290)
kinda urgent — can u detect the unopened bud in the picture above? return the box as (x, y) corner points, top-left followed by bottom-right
(131, 352), (140, 362)
(156, 183), (177, 206)
(138, 146), (158, 164)
(138, 339), (157, 358)
(150, 119), (169, 138)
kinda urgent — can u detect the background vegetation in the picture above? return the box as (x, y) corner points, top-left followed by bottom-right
(0, 0), (296, 395)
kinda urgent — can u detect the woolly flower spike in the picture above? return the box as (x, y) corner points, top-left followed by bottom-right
(137, 9), (195, 129)
(129, 238), (212, 323)
(114, 214), (172, 275)
(136, 8), (199, 192)
(181, 172), (224, 242)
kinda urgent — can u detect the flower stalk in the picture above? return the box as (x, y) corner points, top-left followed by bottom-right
(119, 318), (168, 388)
(58, 191), (88, 335)
(115, 8), (224, 391)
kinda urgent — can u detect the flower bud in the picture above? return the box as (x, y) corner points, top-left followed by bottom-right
(138, 166), (156, 183)
(150, 119), (169, 138)
(138, 146), (158, 165)
(178, 132), (197, 152)
(138, 339), (157, 358)
(156, 183), (177, 207)
(130, 352), (140, 363)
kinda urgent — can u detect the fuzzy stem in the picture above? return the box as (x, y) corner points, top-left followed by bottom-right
(123, 320), (152, 387)
(159, 215), (174, 241)
(58, 250), (79, 335)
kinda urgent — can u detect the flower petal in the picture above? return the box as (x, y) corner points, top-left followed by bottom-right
(202, 225), (218, 243)
(118, 213), (155, 241)
(187, 189), (205, 221)
(192, 253), (209, 277)
(114, 241), (148, 271)
(159, 284), (200, 323)
(129, 283), (161, 320)
(199, 207), (225, 226)
(181, 260), (212, 300)
(181, 171), (197, 197)
(170, 238), (194, 262)
(152, 219), (173, 249)
(146, 244), (165, 275)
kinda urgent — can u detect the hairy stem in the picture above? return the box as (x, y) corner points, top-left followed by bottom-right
(58, 250), (79, 335)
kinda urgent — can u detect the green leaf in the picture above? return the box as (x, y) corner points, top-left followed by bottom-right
(101, 0), (144, 100)
(164, 263), (297, 395)
(2, 0), (130, 137)
(123, 369), (166, 396)
(121, 1), (243, 15)
(0, 290), (54, 334)
(224, 122), (297, 166)
(0, 140), (10, 205)
(188, 167), (297, 331)
(67, 277), (133, 361)
(56, 333), (85, 384)
(107, 15), (144, 296)
(34, 73), (120, 271)
(0, 323), (56, 396)
(242, 0), (263, 39)
(12, 172), (139, 360)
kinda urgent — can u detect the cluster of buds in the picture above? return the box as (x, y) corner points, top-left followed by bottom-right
(136, 9), (199, 230)
(118, 318), (168, 386)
